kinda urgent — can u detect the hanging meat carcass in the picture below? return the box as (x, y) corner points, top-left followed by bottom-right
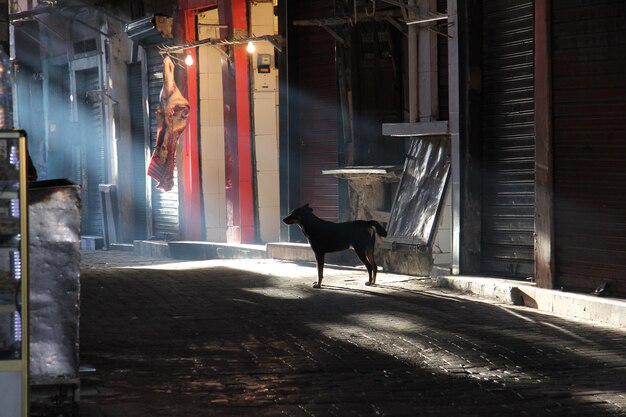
(147, 56), (190, 192)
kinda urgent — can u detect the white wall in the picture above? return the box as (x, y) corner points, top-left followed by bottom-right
(198, 9), (227, 241)
(250, 1), (280, 242)
(197, 3), (280, 243)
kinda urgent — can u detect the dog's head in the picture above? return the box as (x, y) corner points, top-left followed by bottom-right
(282, 204), (314, 225)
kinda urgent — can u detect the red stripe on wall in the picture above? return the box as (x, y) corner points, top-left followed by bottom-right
(179, 4), (206, 240)
(218, 0), (255, 243)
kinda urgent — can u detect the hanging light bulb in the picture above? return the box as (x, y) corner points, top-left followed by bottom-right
(185, 53), (194, 66)
(246, 41), (256, 54)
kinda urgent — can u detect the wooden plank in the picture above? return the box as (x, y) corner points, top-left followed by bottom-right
(534, 0), (553, 289)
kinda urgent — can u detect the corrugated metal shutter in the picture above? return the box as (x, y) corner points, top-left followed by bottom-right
(292, 0), (339, 221)
(129, 63), (147, 240)
(481, 0), (535, 278)
(147, 48), (180, 239)
(552, 0), (626, 295)
(77, 68), (105, 237)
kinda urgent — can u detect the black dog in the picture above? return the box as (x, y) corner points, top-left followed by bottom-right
(282, 204), (388, 288)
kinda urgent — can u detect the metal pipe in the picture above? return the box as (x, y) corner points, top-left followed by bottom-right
(447, 0), (461, 274)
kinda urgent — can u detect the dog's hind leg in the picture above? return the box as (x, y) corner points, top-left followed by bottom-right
(355, 248), (375, 286)
(366, 248), (378, 285)
(313, 252), (325, 288)
(366, 233), (378, 285)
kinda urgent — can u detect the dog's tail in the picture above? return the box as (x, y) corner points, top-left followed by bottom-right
(369, 221), (388, 237)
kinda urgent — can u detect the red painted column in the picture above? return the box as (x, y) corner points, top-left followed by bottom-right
(232, 0), (255, 243)
(180, 4), (203, 240)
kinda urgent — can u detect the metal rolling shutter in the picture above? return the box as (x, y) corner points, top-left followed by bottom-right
(552, 0), (626, 295)
(293, 0), (339, 221)
(77, 68), (106, 237)
(147, 48), (180, 239)
(481, 0), (535, 278)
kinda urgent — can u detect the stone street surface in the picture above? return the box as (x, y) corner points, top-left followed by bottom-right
(76, 250), (626, 417)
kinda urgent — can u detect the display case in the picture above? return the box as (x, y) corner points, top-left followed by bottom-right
(0, 131), (29, 417)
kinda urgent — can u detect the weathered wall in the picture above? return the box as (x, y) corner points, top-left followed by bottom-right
(251, 0), (280, 242)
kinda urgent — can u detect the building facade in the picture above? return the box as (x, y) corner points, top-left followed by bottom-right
(12, 0), (281, 245)
(456, 0), (626, 296)
(9, 0), (626, 297)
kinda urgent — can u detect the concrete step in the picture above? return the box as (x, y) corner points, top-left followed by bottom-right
(81, 236), (104, 250)
(133, 240), (361, 265)
(109, 243), (134, 252)
(168, 241), (266, 260)
(267, 242), (314, 262)
(266, 242), (360, 265)
(133, 240), (170, 258)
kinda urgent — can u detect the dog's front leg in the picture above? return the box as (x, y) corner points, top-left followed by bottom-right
(313, 252), (325, 288)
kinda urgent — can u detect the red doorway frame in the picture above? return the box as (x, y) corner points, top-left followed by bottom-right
(218, 0), (255, 243)
(179, 0), (209, 240)
(180, 0), (255, 243)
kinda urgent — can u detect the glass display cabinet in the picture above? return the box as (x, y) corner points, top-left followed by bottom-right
(0, 131), (29, 417)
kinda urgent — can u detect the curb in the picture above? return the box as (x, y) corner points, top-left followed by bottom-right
(436, 275), (626, 328)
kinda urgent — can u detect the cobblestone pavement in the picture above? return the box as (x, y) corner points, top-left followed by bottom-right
(74, 250), (625, 417)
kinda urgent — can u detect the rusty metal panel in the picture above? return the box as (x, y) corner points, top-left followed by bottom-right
(28, 180), (81, 384)
(386, 137), (450, 246)
(552, 0), (626, 295)
(480, 0), (535, 278)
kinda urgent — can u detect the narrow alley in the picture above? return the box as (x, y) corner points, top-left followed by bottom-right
(75, 250), (626, 417)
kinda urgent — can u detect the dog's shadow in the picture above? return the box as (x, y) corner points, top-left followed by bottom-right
(283, 260), (460, 303)
(287, 259), (363, 271)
